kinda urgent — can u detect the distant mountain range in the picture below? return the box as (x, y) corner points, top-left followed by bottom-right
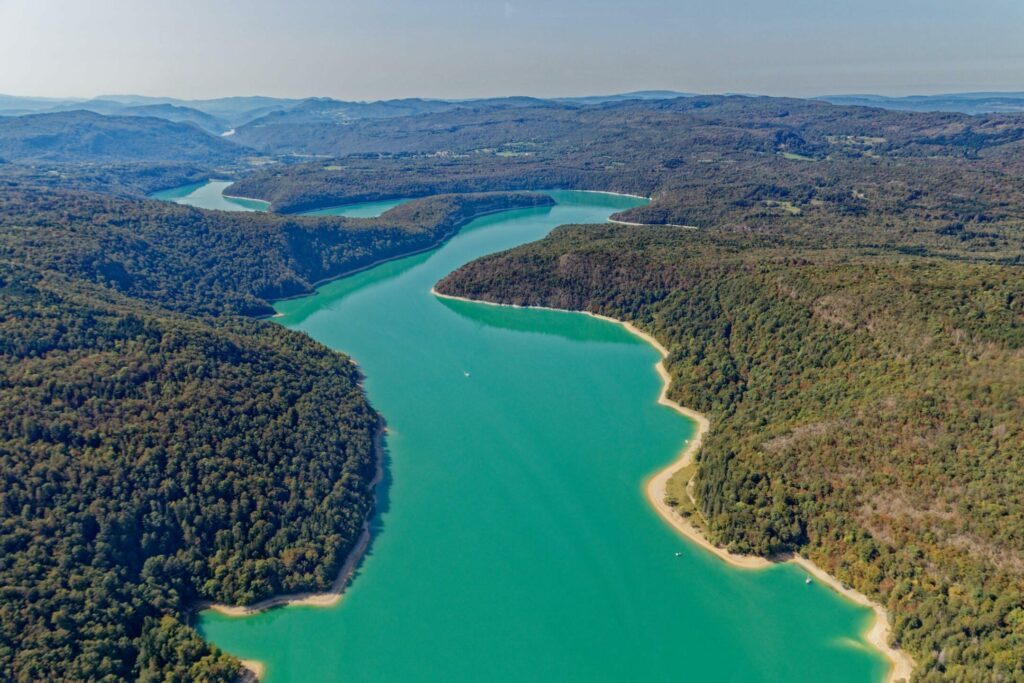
(0, 95), (305, 132)
(818, 92), (1024, 114)
(0, 92), (636, 136)
(0, 90), (693, 130)
(554, 90), (696, 105)
(4, 89), (1024, 166)
(4, 90), (1023, 145)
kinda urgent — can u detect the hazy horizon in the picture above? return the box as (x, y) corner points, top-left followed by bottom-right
(5, 88), (1024, 105)
(2, 0), (1021, 102)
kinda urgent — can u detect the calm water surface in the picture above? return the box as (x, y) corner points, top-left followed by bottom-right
(299, 198), (409, 218)
(150, 180), (270, 212)
(196, 191), (887, 682)
(152, 180), (406, 217)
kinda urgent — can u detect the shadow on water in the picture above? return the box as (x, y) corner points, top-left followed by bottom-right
(348, 422), (393, 591)
(436, 295), (643, 347)
(368, 423), (393, 538)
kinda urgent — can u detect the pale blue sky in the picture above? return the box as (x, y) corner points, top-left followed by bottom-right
(1, 0), (1021, 100)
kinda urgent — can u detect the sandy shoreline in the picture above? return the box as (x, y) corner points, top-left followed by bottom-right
(431, 287), (914, 683)
(608, 218), (699, 229)
(574, 189), (652, 200)
(203, 525), (372, 617)
(215, 179), (271, 207)
(238, 660), (264, 681)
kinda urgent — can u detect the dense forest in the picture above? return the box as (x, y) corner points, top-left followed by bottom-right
(0, 162), (212, 198)
(0, 186), (552, 316)
(0, 181), (551, 680)
(437, 222), (1024, 681)
(0, 111), (246, 164)
(1, 263), (376, 680)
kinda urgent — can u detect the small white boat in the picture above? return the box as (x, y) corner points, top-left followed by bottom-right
(805, 577), (812, 585)
(674, 551), (683, 557)
(464, 371), (471, 377)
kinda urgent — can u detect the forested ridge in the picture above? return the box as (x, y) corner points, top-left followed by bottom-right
(1, 263), (376, 680)
(0, 111), (245, 164)
(437, 224), (1024, 681)
(0, 186), (552, 316)
(0, 183), (551, 681)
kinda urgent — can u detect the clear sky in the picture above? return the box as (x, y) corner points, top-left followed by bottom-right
(1, 0), (1022, 100)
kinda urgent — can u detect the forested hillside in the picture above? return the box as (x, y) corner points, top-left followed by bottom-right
(0, 182), (551, 680)
(117, 104), (229, 134)
(0, 111), (244, 164)
(0, 187), (553, 316)
(232, 97), (569, 154)
(0, 264), (376, 680)
(0, 162), (211, 198)
(437, 224), (1024, 681)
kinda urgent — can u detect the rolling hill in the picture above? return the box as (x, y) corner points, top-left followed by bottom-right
(0, 110), (244, 164)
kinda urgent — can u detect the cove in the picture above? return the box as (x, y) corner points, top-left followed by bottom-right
(150, 180), (271, 212)
(196, 191), (889, 682)
(151, 180), (407, 217)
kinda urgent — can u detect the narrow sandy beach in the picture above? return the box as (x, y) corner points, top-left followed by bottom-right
(576, 189), (652, 201)
(239, 660), (264, 681)
(607, 218), (699, 229)
(432, 288), (914, 683)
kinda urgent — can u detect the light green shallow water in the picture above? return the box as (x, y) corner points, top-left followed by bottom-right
(151, 180), (406, 217)
(196, 191), (888, 682)
(150, 180), (271, 212)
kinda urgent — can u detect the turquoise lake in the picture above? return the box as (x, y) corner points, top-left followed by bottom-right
(184, 190), (889, 682)
(151, 180), (406, 217)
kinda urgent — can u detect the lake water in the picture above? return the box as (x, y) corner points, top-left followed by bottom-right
(298, 198), (408, 218)
(194, 191), (888, 682)
(150, 180), (271, 212)
(151, 180), (406, 217)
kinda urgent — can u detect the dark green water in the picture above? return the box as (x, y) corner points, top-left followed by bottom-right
(196, 191), (888, 682)
(298, 198), (409, 218)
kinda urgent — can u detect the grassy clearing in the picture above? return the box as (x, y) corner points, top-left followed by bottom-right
(664, 462), (699, 519)
(764, 199), (803, 214)
(780, 151), (815, 161)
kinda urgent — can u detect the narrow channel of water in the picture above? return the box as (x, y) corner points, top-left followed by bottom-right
(150, 180), (271, 212)
(157, 187), (887, 681)
(150, 180), (406, 217)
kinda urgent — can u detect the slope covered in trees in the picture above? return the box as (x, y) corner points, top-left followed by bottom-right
(0, 186), (553, 316)
(0, 162), (211, 198)
(0, 263), (377, 681)
(437, 224), (1024, 681)
(0, 183), (551, 681)
(0, 111), (244, 164)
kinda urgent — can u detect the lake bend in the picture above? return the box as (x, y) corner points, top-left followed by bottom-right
(155, 184), (890, 681)
(150, 180), (406, 217)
